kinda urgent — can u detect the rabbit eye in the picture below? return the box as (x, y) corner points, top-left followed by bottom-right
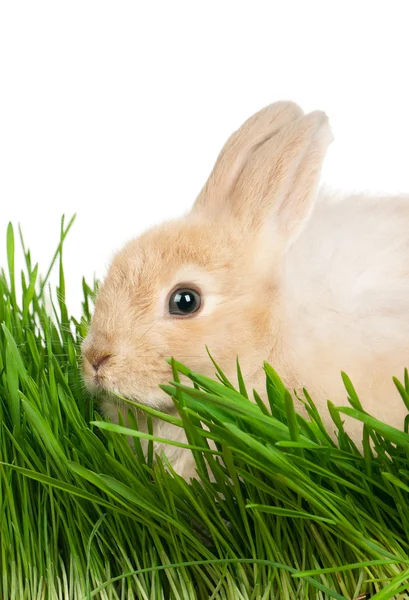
(169, 288), (201, 316)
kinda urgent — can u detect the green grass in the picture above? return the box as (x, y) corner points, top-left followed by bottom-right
(1, 216), (409, 599)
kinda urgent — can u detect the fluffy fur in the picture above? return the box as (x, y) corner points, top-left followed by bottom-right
(82, 101), (409, 479)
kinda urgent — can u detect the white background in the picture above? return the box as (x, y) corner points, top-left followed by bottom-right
(1, 1), (409, 315)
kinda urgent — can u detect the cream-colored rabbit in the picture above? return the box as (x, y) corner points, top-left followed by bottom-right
(82, 101), (409, 478)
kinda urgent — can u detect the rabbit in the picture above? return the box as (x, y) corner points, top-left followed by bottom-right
(82, 100), (409, 479)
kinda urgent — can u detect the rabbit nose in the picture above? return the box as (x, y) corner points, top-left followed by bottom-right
(91, 354), (112, 373)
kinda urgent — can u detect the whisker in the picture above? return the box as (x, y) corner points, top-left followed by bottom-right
(137, 316), (165, 344)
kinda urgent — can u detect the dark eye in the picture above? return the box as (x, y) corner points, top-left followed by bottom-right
(169, 288), (201, 316)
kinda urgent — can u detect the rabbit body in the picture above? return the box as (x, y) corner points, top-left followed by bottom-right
(82, 101), (409, 478)
(281, 190), (409, 440)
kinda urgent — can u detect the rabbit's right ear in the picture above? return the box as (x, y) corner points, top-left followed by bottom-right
(193, 101), (304, 214)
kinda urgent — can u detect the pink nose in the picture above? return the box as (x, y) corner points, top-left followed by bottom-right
(91, 354), (111, 372)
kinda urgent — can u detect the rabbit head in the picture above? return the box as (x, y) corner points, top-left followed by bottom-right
(82, 101), (332, 415)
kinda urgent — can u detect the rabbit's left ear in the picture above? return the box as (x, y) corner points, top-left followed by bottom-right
(262, 111), (333, 247)
(195, 109), (332, 250)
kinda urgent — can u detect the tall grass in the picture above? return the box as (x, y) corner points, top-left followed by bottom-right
(1, 217), (409, 599)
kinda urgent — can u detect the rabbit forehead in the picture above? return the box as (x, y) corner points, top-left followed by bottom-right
(93, 218), (242, 327)
(107, 218), (238, 291)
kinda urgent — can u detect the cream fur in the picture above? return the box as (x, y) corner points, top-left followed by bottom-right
(82, 101), (409, 479)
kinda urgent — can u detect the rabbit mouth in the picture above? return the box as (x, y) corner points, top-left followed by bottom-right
(89, 374), (176, 414)
(94, 387), (148, 409)
(94, 387), (124, 404)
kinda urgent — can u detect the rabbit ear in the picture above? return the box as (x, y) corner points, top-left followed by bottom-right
(193, 101), (304, 213)
(195, 108), (332, 249)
